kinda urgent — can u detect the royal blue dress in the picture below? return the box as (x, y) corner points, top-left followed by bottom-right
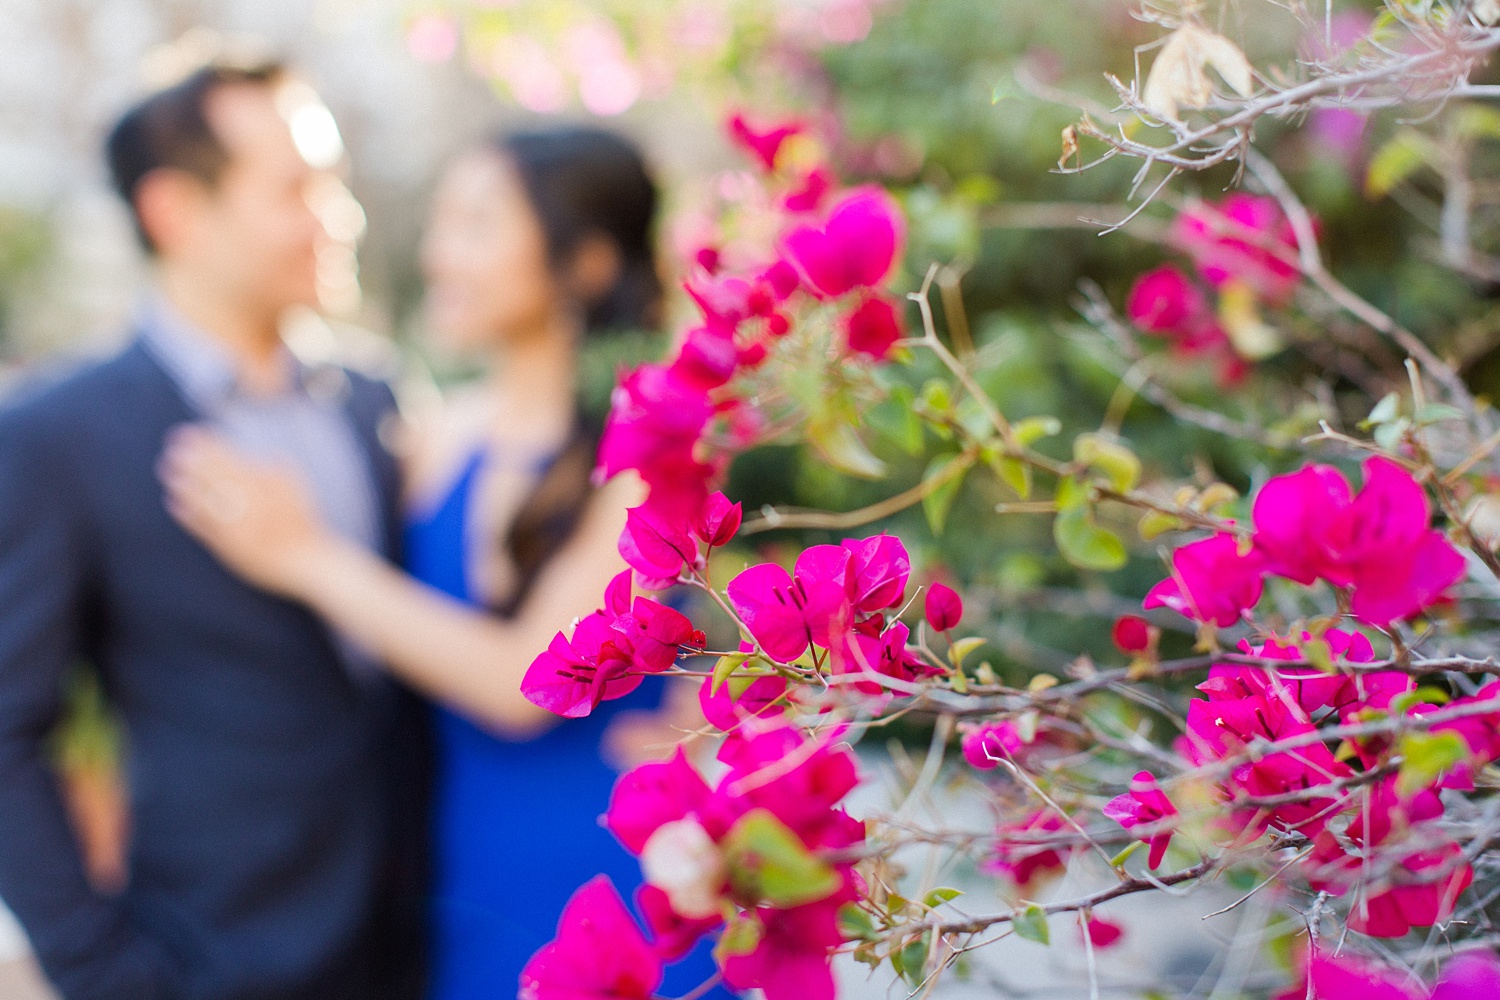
(405, 450), (726, 1000)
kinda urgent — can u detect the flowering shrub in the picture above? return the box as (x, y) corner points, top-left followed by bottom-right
(497, 1), (1500, 996)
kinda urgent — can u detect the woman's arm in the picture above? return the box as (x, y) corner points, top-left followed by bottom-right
(160, 427), (638, 738)
(289, 478), (637, 736)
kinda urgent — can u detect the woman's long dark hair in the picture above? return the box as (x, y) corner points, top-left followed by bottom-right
(490, 127), (661, 615)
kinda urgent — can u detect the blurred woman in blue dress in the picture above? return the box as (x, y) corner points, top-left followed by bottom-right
(159, 128), (725, 998)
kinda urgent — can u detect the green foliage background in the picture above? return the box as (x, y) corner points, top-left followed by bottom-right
(708, 0), (1500, 679)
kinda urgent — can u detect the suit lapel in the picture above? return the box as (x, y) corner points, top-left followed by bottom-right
(342, 376), (404, 565)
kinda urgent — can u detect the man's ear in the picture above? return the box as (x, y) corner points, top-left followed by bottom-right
(133, 168), (207, 256)
(565, 233), (623, 306)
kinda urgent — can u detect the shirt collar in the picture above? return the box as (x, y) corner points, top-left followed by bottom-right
(137, 294), (311, 410)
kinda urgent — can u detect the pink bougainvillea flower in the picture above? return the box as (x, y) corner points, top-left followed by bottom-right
(597, 363), (717, 520)
(960, 717), (1050, 770)
(1171, 193), (1306, 305)
(727, 534), (907, 664)
(520, 614), (637, 719)
(758, 259), (801, 303)
(830, 620), (941, 698)
(1273, 950), (1422, 1000)
(1252, 457), (1466, 626)
(1103, 771), (1178, 868)
(597, 364), (710, 480)
(522, 595), (702, 719)
(1179, 671), (1355, 836)
(618, 503), (698, 588)
(783, 166), (834, 213)
(986, 810), (1070, 891)
(698, 671), (788, 731)
(1123, 264), (1246, 382)
(727, 112), (803, 171)
(1126, 265), (1210, 334)
(1250, 464), (1353, 584)
(685, 264), (793, 332)
(924, 582), (964, 632)
(595, 724), (862, 999)
(782, 187), (905, 298)
(1349, 842), (1473, 938)
(605, 747), (712, 855)
(1304, 778), (1473, 938)
(1427, 680), (1500, 790)
(519, 876), (663, 1000)
(712, 723), (863, 851)
(1081, 915), (1124, 949)
(634, 884), (721, 962)
(726, 556), (853, 664)
(721, 897), (848, 1000)
(693, 491), (743, 548)
(1210, 629), (1381, 720)
(672, 323), (740, 390)
(1144, 532), (1264, 627)
(612, 598), (705, 673)
(840, 534), (911, 613)
(601, 569), (633, 617)
(1111, 614), (1153, 653)
(841, 293), (903, 359)
(693, 246), (721, 275)
(639, 817), (728, 920)
(1431, 951), (1500, 1000)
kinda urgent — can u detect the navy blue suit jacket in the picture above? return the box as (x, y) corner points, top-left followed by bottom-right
(0, 340), (431, 1000)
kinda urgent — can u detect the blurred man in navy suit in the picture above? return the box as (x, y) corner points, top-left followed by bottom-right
(0, 59), (429, 1000)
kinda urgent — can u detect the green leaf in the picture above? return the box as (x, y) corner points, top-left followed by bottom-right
(1415, 403), (1465, 426)
(724, 809), (842, 908)
(921, 379), (953, 416)
(1366, 133), (1430, 198)
(1074, 433), (1142, 493)
(726, 673), (763, 699)
(1014, 415), (1062, 446)
(711, 653), (751, 695)
(1373, 417), (1411, 452)
(1396, 730), (1470, 798)
(1360, 392), (1401, 430)
(1454, 103), (1500, 139)
(983, 441), (1031, 498)
(1055, 504), (1128, 572)
(948, 636), (987, 670)
(714, 911), (764, 962)
(1392, 686), (1452, 714)
(922, 453), (971, 536)
(808, 415), (887, 479)
(1138, 509), (1184, 540)
(838, 903), (877, 941)
(923, 887), (963, 908)
(1014, 904), (1050, 945)
(897, 933), (930, 986)
(865, 387), (925, 456)
(1302, 637), (1334, 674)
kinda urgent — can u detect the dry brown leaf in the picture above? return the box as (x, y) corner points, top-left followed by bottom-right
(1141, 24), (1255, 122)
(1059, 124), (1081, 170)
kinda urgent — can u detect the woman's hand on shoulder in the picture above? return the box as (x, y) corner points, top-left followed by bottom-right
(158, 425), (339, 600)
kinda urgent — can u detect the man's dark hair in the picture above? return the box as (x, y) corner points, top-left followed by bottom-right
(105, 59), (286, 252)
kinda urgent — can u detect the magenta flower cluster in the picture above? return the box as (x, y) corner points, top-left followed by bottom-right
(521, 723), (864, 1000)
(1145, 456), (1466, 629)
(596, 112), (905, 528)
